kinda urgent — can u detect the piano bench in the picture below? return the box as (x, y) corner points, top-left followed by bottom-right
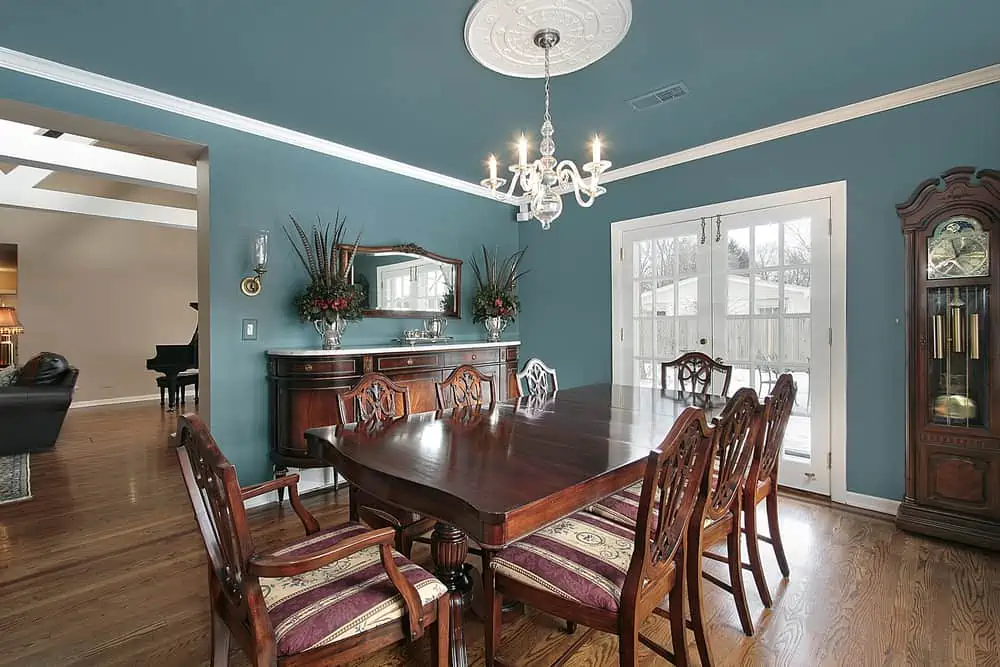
(156, 371), (199, 410)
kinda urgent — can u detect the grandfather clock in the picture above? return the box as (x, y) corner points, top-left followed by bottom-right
(896, 167), (1000, 550)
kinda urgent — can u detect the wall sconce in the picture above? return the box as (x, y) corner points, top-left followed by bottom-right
(240, 230), (269, 296)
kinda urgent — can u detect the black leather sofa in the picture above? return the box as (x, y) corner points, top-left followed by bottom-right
(0, 352), (79, 455)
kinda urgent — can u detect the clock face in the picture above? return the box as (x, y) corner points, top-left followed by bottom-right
(927, 217), (990, 279)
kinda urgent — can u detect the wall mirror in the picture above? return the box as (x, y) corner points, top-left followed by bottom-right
(340, 243), (462, 319)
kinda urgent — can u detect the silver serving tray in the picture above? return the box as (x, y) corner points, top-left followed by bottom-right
(391, 335), (455, 347)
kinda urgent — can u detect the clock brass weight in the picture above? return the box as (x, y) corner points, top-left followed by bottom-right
(927, 217), (988, 424)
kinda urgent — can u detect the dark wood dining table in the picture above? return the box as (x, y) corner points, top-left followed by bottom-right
(305, 383), (725, 666)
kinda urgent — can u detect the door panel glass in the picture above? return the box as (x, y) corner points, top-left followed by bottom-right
(784, 218), (812, 265)
(784, 268), (811, 313)
(637, 319), (653, 357)
(754, 223), (781, 268)
(654, 280), (673, 315)
(635, 240), (652, 277)
(728, 228), (751, 270)
(782, 318), (810, 364)
(656, 319), (675, 357)
(637, 281), (653, 315)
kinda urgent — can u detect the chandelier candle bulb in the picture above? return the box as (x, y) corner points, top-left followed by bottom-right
(488, 154), (497, 182)
(592, 136), (601, 164)
(518, 136), (528, 168)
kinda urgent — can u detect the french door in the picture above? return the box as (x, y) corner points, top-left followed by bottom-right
(614, 197), (832, 494)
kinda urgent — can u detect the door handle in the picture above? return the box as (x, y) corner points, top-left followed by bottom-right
(699, 337), (709, 345)
(804, 472), (816, 481)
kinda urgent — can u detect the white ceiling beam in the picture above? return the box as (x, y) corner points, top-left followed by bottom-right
(0, 131), (197, 193)
(0, 185), (196, 228)
(2, 133), (99, 189)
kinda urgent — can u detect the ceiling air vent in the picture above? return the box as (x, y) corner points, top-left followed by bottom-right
(627, 82), (689, 111)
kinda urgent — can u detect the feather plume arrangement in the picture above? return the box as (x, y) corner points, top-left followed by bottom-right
(469, 245), (528, 323)
(285, 212), (365, 323)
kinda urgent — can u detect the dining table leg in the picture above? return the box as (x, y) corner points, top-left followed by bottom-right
(430, 521), (473, 667)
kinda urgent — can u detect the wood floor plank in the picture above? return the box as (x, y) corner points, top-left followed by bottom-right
(0, 403), (998, 666)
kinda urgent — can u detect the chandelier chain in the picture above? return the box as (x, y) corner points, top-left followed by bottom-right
(543, 43), (552, 125)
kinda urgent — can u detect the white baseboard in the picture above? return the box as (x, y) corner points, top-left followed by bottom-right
(244, 467), (341, 509)
(842, 492), (901, 517)
(70, 393), (160, 409)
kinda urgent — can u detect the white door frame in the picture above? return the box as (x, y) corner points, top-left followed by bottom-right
(611, 181), (848, 504)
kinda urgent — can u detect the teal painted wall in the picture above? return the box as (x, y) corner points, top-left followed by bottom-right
(518, 83), (1000, 500)
(0, 68), (516, 484)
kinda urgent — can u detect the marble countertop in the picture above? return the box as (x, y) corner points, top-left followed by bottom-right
(267, 340), (521, 357)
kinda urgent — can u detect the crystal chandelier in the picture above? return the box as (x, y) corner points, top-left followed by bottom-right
(480, 29), (611, 230)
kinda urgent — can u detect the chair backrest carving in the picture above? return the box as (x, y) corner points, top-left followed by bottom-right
(435, 364), (496, 410)
(626, 408), (716, 592)
(175, 415), (269, 639)
(706, 387), (762, 520)
(516, 357), (558, 398)
(661, 352), (733, 398)
(337, 372), (411, 425)
(755, 373), (797, 482)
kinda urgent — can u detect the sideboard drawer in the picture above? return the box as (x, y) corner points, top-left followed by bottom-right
(377, 353), (441, 371)
(276, 358), (359, 376)
(445, 349), (500, 366)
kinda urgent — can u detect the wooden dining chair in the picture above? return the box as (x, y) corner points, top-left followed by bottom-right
(515, 357), (559, 398)
(661, 351), (733, 399)
(484, 407), (718, 667)
(336, 373), (436, 558)
(174, 414), (449, 667)
(686, 387), (764, 666)
(743, 373), (797, 607)
(435, 364), (496, 410)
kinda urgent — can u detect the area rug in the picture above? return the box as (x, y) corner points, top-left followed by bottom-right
(0, 453), (31, 505)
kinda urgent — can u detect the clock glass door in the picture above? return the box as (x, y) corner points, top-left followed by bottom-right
(926, 286), (989, 429)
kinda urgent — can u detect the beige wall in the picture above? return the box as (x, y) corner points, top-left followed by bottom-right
(0, 208), (196, 401)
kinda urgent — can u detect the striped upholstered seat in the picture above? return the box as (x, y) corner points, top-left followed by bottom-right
(489, 511), (637, 612)
(260, 522), (448, 657)
(587, 481), (645, 526)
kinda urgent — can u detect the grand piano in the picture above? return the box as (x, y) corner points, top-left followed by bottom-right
(146, 301), (198, 410)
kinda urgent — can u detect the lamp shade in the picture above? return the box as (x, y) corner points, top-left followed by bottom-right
(0, 306), (24, 335)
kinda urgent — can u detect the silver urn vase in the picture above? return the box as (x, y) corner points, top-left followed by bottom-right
(483, 316), (508, 342)
(314, 316), (348, 350)
(423, 316), (447, 338)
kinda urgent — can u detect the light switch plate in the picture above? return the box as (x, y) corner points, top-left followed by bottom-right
(242, 318), (258, 341)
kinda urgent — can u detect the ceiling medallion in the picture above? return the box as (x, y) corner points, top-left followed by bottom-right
(464, 0), (633, 78)
(476, 27), (612, 229)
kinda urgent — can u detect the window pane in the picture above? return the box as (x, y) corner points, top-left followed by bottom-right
(782, 318), (810, 364)
(784, 218), (812, 265)
(654, 237), (675, 277)
(677, 235), (698, 274)
(755, 223), (780, 268)
(784, 268), (811, 313)
(656, 319), (675, 358)
(728, 228), (750, 270)
(678, 276), (698, 315)
(637, 319), (653, 356)
(634, 240), (652, 277)
(727, 275), (750, 315)
(654, 280), (674, 316)
(726, 318), (750, 362)
(753, 272), (782, 314)
(637, 281), (653, 315)
(639, 360), (654, 386)
(753, 318), (779, 362)
(677, 318), (699, 355)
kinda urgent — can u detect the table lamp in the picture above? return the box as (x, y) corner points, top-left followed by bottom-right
(0, 305), (24, 368)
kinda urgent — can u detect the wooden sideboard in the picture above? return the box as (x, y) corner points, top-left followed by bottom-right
(267, 341), (521, 477)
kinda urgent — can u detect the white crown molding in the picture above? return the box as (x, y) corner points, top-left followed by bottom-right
(0, 46), (995, 209)
(0, 47), (498, 202)
(603, 63), (1000, 184)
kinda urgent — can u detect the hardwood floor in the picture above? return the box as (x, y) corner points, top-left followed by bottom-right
(1, 403), (999, 666)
